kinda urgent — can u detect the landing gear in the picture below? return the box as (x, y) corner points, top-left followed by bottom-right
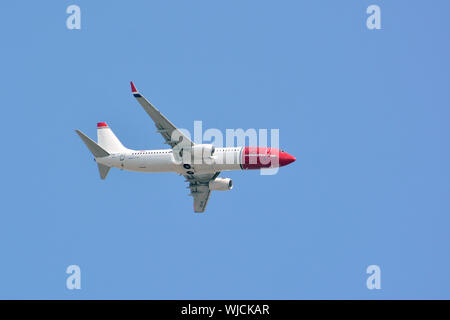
(183, 164), (191, 169)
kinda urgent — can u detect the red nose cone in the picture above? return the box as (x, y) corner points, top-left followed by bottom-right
(279, 153), (296, 166)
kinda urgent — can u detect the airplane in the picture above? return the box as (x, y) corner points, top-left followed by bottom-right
(75, 82), (296, 213)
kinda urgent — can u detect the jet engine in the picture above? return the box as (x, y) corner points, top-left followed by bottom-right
(209, 177), (233, 191)
(191, 144), (215, 164)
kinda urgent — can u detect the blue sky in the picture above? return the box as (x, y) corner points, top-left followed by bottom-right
(0, 1), (449, 299)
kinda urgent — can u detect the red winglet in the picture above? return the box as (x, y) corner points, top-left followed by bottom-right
(130, 81), (137, 93)
(97, 122), (108, 128)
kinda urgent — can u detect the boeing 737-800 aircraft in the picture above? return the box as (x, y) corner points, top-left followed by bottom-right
(76, 82), (296, 212)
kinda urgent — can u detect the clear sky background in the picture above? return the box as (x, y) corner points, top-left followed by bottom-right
(0, 1), (449, 299)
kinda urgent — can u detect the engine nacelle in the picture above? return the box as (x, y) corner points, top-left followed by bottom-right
(191, 144), (215, 164)
(209, 177), (233, 191)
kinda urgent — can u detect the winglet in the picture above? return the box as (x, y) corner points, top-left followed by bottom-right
(131, 81), (142, 97)
(130, 81), (138, 93)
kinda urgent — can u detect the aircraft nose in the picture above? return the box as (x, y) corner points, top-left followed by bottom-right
(279, 152), (296, 166)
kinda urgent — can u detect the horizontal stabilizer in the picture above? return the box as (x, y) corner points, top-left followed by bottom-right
(97, 163), (111, 180)
(75, 130), (110, 158)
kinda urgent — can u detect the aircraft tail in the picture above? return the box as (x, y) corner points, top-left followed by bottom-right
(75, 130), (110, 158)
(75, 129), (111, 180)
(97, 122), (127, 154)
(97, 163), (110, 180)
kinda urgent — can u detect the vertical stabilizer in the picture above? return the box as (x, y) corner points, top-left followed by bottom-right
(97, 122), (127, 154)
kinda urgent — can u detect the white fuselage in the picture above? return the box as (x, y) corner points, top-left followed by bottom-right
(97, 147), (244, 175)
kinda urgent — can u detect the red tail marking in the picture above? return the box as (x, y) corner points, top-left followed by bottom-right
(130, 81), (137, 93)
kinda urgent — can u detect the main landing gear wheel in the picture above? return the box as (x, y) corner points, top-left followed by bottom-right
(183, 164), (191, 169)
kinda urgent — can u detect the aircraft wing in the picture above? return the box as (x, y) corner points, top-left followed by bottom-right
(130, 82), (194, 148)
(186, 172), (220, 213)
(191, 185), (211, 213)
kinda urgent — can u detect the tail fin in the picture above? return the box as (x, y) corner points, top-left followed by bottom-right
(75, 130), (110, 158)
(97, 122), (127, 154)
